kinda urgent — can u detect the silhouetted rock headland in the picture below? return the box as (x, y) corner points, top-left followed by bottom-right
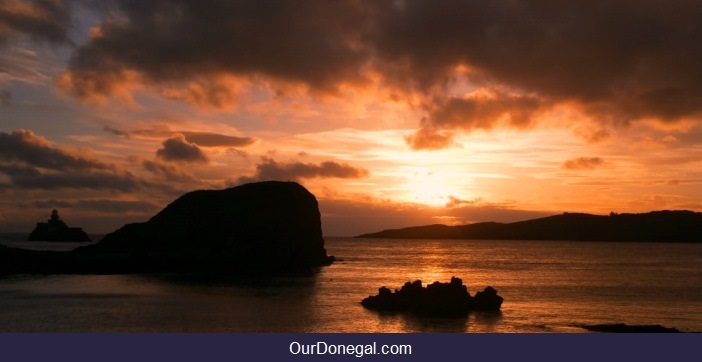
(27, 209), (91, 242)
(361, 277), (503, 317)
(0, 181), (334, 275)
(356, 210), (702, 243)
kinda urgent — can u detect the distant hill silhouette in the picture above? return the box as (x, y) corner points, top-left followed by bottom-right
(0, 181), (333, 275)
(356, 210), (702, 242)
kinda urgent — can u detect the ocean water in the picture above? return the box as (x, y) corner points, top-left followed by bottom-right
(0, 237), (700, 333)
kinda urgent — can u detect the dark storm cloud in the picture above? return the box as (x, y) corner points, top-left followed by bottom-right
(0, 163), (39, 177)
(407, 92), (546, 149)
(28, 199), (159, 213)
(0, 163), (145, 191)
(181, 132), (257, 148)
(237, 157), (369, 183)
(61, 0), (375, 103)
(562, 157), (606, 170)
(378, 0), (702, 148)
(102, 126), (129, 136)
(0, 129), (111, 170)
(141, 159), (198, 183)
(373, 1), (702, 115)
(0, 0), (71, 44)
(427, 93), (545, 130)
(156, 134), (208, 163)
(61, 1), (702, 146)
(0, 129), (158, 191)
(0, 89), (11, 105)
(104, 126), (257, 147)
(28, 199), (73, 209)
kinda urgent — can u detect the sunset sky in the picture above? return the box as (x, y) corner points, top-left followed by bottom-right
(2, 0), (702, 236)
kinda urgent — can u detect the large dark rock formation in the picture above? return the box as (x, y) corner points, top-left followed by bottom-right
(356, 210), (702, 243)
(27, 209), (91, 242)
(361, 277), (503, 317)
(1, 181), (334, 274)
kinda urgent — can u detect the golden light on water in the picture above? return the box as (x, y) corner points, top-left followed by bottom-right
(400, 240), (459, 286)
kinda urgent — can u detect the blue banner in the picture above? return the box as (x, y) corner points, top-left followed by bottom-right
(0, 333), (698, 362)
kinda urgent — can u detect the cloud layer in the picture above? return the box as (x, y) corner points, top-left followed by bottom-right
(156, 134), (208, 163)
(59, 0), (374, 104)
(562, 157), (606, 170)
(0, 129), (110, 170)
(0, 0), (71, 44)
(0, 129), (147, 191)
(28, 199), (159, 214)
(238, 157), (369, 183)
(55, 0), (702, 148)
(0, 163), (143, 191)
(104, 126), (257, 148)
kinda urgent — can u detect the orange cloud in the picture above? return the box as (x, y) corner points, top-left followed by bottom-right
(50, 0), (702, 148)
(405, 126), (454, 151)
(105, 126), (257, 148)
(562, 157), (606, 170)
(141, 160), (199, 183)
(57, 1), (375, 107)
(406, 91), (546, 149)
(574, 126), (611, 143)
(0, 129), (110, 170)
(0, 129), (163, 192)
(237, 157), (369, 184)
(55, 70), (141, 105)
(156, 134), (208, 163)
(157, 76), (247, 110)
(0, 0), (70, 44)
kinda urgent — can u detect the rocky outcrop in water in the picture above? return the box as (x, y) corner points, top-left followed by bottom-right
(361, 277), (503, 317)
(580, 323), (682, 333)
(27, 209), (91, 242)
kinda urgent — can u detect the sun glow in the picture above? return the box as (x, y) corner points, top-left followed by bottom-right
(402, 167), (462, 207)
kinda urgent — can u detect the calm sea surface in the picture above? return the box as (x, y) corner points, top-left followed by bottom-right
(0, 237), (700, 332)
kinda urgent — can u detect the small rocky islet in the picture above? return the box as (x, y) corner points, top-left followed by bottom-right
(580, 323), (682, 333)
(361, 277), (503, 317)
(27, 209), (91, 242)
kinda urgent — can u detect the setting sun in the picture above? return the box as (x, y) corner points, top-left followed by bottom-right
(402, 167), (459, 207)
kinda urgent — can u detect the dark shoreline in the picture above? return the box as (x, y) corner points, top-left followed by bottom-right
(356, 210), (702, 243)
